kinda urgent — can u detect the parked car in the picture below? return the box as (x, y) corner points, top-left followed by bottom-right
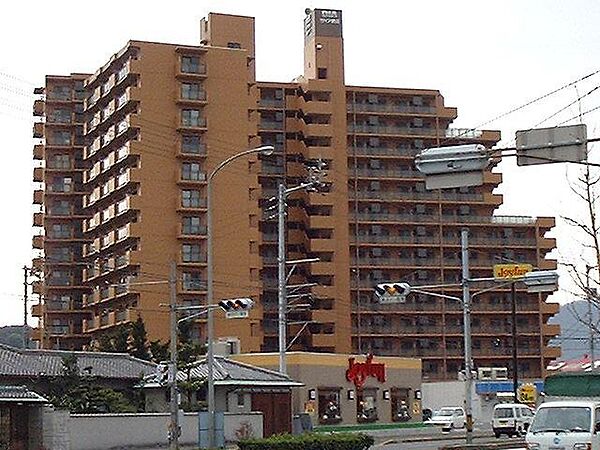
(492, 403), (534, 438)
(426, 407), (466, 431)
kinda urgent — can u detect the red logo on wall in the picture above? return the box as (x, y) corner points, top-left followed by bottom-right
(345, 354), (386, 388)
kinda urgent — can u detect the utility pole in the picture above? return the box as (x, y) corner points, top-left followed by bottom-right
(461, 229), (474, 444)
(168, 261), (179, 450)
(277, 182), (287, 375)
(511, 283), (519, 400)
(23, 266), (29, 349)
(274, 161), (327, 375)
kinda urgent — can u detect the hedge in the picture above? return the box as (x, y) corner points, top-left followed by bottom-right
(238, 432), (374, 450)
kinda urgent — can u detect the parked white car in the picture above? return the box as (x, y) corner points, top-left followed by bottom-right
(426, 407), (466, 431)
(492, 403), (534, 437)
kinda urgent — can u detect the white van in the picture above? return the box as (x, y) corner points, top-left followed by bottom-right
(526, 400), (600, 450)
(492, 403), (534, 437)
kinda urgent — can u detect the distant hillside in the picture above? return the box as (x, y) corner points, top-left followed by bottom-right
(548, 300), (600, 360)
(0, 325), (30, 348)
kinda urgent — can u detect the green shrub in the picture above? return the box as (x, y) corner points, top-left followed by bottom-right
(238, 432), (374, 450)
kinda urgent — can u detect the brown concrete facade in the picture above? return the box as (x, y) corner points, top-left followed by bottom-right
(31, 8), (559, 381)
(234, 352), (422, 426)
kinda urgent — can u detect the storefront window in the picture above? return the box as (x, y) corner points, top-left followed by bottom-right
(318, 389), (342, 424)
(391, 387), (411, 422)
(357, 388), (378, 423)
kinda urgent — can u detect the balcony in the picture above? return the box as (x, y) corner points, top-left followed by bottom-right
(33, 100), (45, 116)
(33, 144), (44, 160)
(353, 256), (442, 267)
(346, 102), (437, 115)
(33, 212), (44, 227)
(33, 122), (44, 139)
(33, 167), (44, 182)
(33, 190), (44, 204)
(543, 346), (561, 359)
(31, 303), (42, 317)
(348, 124), (440, 137)
(543, 323), (561, 336)
(32, 235), (44, 249)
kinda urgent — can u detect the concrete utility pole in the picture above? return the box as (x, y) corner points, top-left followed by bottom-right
(277, 182), (287, 375)
(168, 261), (179, 450)
(511, 283), (519, 400)
(461, 229), (474, 443)
(275, 162), (327, 375)
(23, 266), (29, 349)
(587, 265), (596, 371)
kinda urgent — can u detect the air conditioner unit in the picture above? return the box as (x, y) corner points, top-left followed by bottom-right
(478, 367), (494, 381)
(492, 367), (508, 380)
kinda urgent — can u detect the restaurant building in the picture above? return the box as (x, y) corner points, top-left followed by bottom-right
(234, 352), (421, 426)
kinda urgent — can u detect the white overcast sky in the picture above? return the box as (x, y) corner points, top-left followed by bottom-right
(1, 0), (600, 327)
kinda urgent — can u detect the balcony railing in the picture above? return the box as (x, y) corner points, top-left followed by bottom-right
(348, 124), (439, 136)
(347, 103), (437, 115)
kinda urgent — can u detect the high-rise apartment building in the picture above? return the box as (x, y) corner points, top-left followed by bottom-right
(31, 9), (559, 380)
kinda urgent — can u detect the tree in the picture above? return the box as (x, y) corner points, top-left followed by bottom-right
(149, 339), (169, 363)
(561, 151), (600, 355)
(95, 324), (131, 353)
(48, 354), (137, 413)
(130, 316), (151, 361)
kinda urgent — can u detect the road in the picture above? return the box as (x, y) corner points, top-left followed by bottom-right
(375, 436), (525, 450)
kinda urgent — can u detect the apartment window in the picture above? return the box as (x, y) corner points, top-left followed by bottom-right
(117, 63), (129, 82)
(50, 200), (70, 216)
(116, 198), (128, 215)
(227, 42), (242, 49)
(181, 190), (201, 208)
(182, 216), (202, 235)
(182, 271), (204, 291)
(317, 67), (327, 79)
(49, 154), (71, 169)
(117, 171), (129, 187)
(182, 244), (201, 262)
(181, 83), (202, 100)
(181, 135), (204, 154)
(116, 92), (128, 109)
(50, 109), (71, 124)
(51, 130), (71, 146)
(182, 162), (203, 181)
(49, 85), (71, 101)
(181, 56), (201, 73)
(117, 118), (129, 134)
(117, 225), (129, 241)
(181, 109), (203, 127)
(50, 223), (71, 239)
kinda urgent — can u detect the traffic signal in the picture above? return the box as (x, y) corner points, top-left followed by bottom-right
(374, 282), (411, 303)
(218, 297), (254, 312)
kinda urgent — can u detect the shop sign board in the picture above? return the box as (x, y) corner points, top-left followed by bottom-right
(345, 354), (386, 388)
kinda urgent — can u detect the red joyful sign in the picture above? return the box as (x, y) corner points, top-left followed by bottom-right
(345, 354), (386, 388)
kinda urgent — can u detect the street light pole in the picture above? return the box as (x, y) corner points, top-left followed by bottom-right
(461, 229), (474, 443)
(168, 261), (179, 450)
(206, 146), (274, 448)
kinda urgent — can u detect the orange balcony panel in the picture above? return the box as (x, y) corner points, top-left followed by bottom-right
(33, 100), (45, 116)
(33, 144), (45, 160)
(483, 192), (503, 205)
(305, 146), (331, 160)
(313, 285), (336, 298)
(32, 280), (43, 295)
(33, 122), (44, 139)
(308, 192), (333, 206)
(305, 123), (332, 137)
(310, 238), (334, 252)
(303, 101), (332, 115)
(311, 333), (336, 348)
(30, 327), (42, 341)
(537, 217), (556, 230)
(33, 189), (44, 204)
(541, 302), (560, 315)
(311, 309), (335, 323)
(539, 259), (557, 270)
(32, 235), (44, 249)
(483, 172), (502, 185)
(437, 106), (458, 120)
(309, 215), (333, 229)
(543, 345), (561, 359)
(543, 323), (560, 336)
(480, 130), (502, 143)
(311, 261), (335, 276)
(32, 257), (44, 271)
(31, 303), (42, 318)
(33, 212), (44, 227)
(33, 167), (44, 182)
(538, 237), (557, 249)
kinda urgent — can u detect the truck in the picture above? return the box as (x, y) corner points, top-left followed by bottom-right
(526, 372), (600, 450)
